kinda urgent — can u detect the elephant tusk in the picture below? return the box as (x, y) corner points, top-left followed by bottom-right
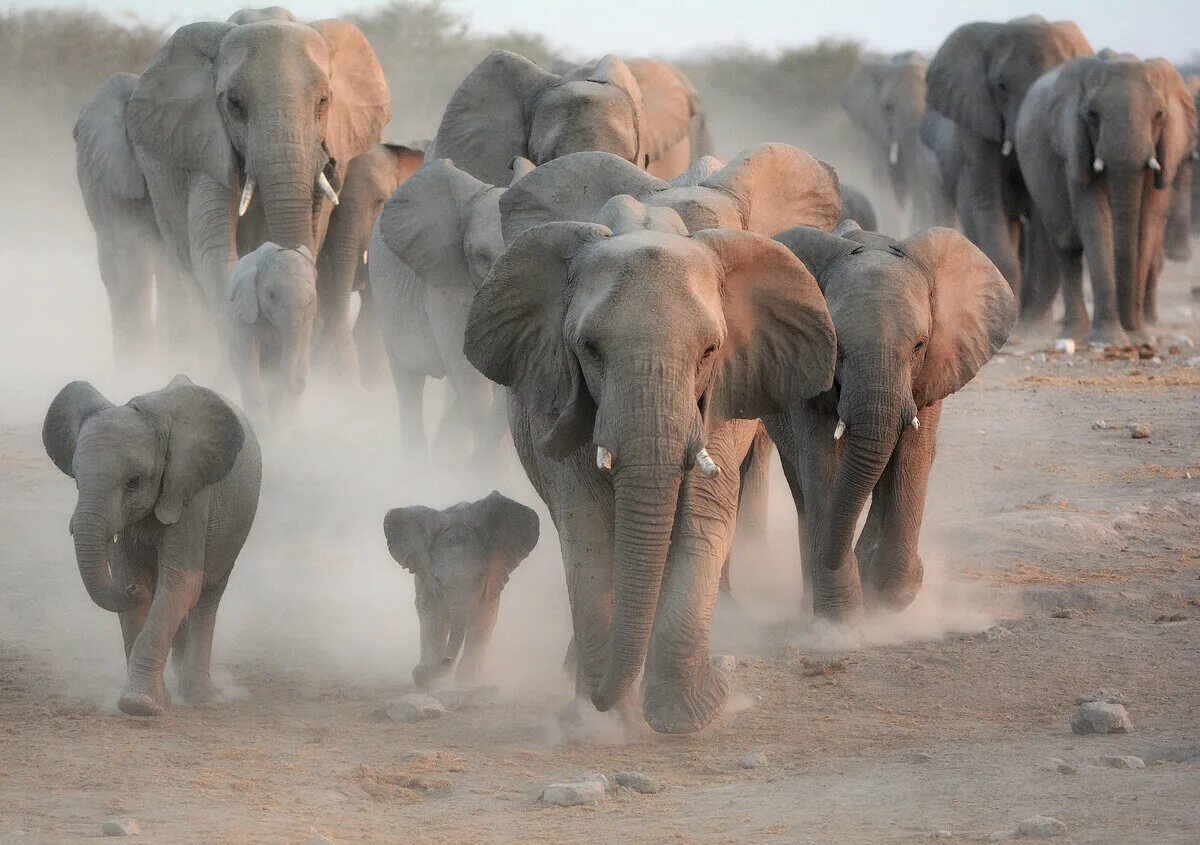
(111, 534), (118, 544)
(596, 446), (613, 472)
(888, 141), (899, 166)
(910, 416), (920, 431)
(1191, 149), (1199, 162)
(833, 419), (846, 440)
(1093, 157), (1105, 174)
(361, 249), (368, 264)
(1147, 156), (1162, 172)
(238, 176), (255, 217)
(694, 448), (721, 478)
(317, 172), (339, 206)
(1000, 139), (1013, 157)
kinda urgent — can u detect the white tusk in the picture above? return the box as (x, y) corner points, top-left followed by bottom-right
(1147, 156), (1161, 172)
(361, 249), (368, 264)
(1191, 149), (1199, 162)
(910, 416), (920, 431)
(238, 176), (255, 217)
(317, 172), (339, 206)
(1093, 157), (1105, 174)
(694, 448), (721, 478)
(111, 534), (118, 543)
(833, 419), (846, 441)
(888, 141), (899, 166)
(596, 446), (613, 472)
(1000, 139), (1013, 157)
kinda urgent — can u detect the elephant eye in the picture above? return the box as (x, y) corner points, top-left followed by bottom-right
(701, 344), (718, 360)
(914, 339), (926, 352)
(126, 475), (141, 491)
(580, 339), (600, 360)
(996, 79), (1008, 93)
(226, 94), (244, 118)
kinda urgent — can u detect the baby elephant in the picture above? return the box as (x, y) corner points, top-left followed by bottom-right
(43, 374), (261, 716)
(384, 492), (539, 688)
(227, 242), (318, 423)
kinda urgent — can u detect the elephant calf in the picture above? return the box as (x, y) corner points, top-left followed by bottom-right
(227, 243), (318, 424)
(384, 492), (539, 688)
(43, 375), (261, 716)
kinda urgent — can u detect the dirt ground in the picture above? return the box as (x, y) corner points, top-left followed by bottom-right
(1, 229), (1198, 843)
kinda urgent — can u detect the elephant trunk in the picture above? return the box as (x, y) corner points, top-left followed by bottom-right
(69, 495), (143, 613)
(255, 149), (318, 251)
(279, 310), (312, 394)
(442, 614), (468, 668)
(1109, 166), (1147, 330)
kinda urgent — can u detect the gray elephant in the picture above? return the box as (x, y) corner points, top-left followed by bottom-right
(462, 146), (841, 734)
(384, 492), (540, 688)
(1163, 74), (1200, 260)
(837, 183), (879, 231)
(427, 50), (707, 188)
(226, 242), (318, 423)
(125, 17), (389, 332)
(42, 375), (261, 716)
(1016, 54), (1198, 346)
(927, 16), (1092, 317)
(315, 142), (425, 385)
(843, 52), (955, 230)
(767, 222), (1015, 618)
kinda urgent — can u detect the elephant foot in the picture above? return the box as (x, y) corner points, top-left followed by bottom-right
(118, 690), (164, 717)
(1057, 317), (1089, 342)
(864, 557), (924, 612)
(642, 664), (729, 735)
(412, 660), (454, 690)
(1084, 322), (1130, 349)
(553, 694), (642, 743)
(810, 569), (864, 621)
(179, 673), (217, 706)
(1125, 328), (1157, 354)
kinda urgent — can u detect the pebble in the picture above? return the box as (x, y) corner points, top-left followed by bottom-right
(987, 831), (1015, 842)
(978, 625), (1013, 642)
(1016, 816), (1067, 838)
(929, 831), (953, 840)
(1127, 423), (1150, 440)
(382, 694), (446, 723)
(101, 819), (140, 837)
(579, 772), (610, 791)
(1050, 608), (1082, 619)
(1072, 701), (1132, 734)
(1056, 762), (1078, 775)
(701, 763), (727, 775)
(739, 751), (768, 769)
(615, 771), (666, 794)
(1090, 419), (1109, 431)
(1098, 755), (1145, 769)
(1052, 338), (1075, 355)
(711, 654), (737, 673)
(1186, 356), (1200, 368)
(540, 781), (606, 806)
(1030, 352), (1047, 363)
(903, 751), (934, 763)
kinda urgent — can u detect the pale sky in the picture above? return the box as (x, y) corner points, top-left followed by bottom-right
(9, 1), (1200, 63)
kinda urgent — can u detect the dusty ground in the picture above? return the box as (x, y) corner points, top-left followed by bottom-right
(1, 233), (1198, 843)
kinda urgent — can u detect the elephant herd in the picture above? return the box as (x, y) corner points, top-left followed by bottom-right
(48, 8), (1189, 734)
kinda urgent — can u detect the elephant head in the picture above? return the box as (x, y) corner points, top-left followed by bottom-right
(927, 15), (1092, 153)
(464, 201), (835, 715)
(844, 52), (929, 203)
(127, 18), (389, 250)
(229, 242), (319, 393)
(226, 6), (295, 24)
(42, 376), (245, 612)
(384, 492), (540, 687)
(775, 224), (1015, 606)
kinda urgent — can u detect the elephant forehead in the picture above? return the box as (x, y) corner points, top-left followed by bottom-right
(219, 22), (329, 85)
(75, 408), (161, 475)
(645, 188), (740, 233)
(826, 251), (929, 315)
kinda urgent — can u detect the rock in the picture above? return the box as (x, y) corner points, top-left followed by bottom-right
(1056, 762), (1078, 775)
(1052, 338), (1075, 355)
(431, 686), (498, 711)
(988, 831), (1015, 842)
(1030, 352), (1047, 363)
(1187, 356), (1200, 368)
(540, 781), (606, 806)
(1098, 755), (1144, 769)
(711, 654), (737, 673)
(382, 694), (446, 723)
(101, 819), (140, 837)
(308, 835), (335, 845)
(1050, 608), (1082, 619)
(579, 772), (610, 791)
(978, 625), (1013, 642)
(1090, 419), (1109, 430)
(1154, 612), (1187, 623)
(1015, 816), (1066, 838)
(1074, 689), (1129, 706)
(701, 763), (727, 775)
(1072, 701), (1132, 735)
(929, 831), (953, 840)
(615, 771), (665, 794)
(1128, 423), (1150, 439)
(902, 751), (934, 763)
(739, 751), (768, 769)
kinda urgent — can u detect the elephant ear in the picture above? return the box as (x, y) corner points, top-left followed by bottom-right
(700, 143), (843, 235)
(228, 243), (276, 323)
(309, 20), (390, 166)
(382, 505), (447, 574)
(1146, 59), (1199, 190)
(432, 50), (559, 187)
(471, 491), (540, 578)
(901, 227), (1016, 405)
(926, 21), (1004, 142)
(773, 226), (859, 292)
(379, 159), (487, 289)
(671, 155), (723, 187)
(464, 222), (612, 460)
(127, 22), (236, 188)
(74, 73), (145, 201)
(695, 229), (836, 427)
(627, 58), (696, 165)
(499, 151), (667, 243)
(843, 58), (891, 142)
(129, 379), (245, 525)
(42, 382), (114, 478)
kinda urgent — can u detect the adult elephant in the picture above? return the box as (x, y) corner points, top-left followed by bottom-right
(768, 222), (1015, 618)
(926, 16), (1091, 319)
(316, 142), (424, 384)
(1016, 54), (1198, 346)
(126, 17), (389, 328)
(428, 50), (707, 187)
(1163, 75), (1200, 259)
(837, 183), (879, 231)
(843, 52), (955, 230)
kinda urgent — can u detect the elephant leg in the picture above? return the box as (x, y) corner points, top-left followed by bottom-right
(957, 149), (1021, 296)
(1057, 246), (1089, 340)
(456, 595), (500, 688)
(1018, 214), (1062, 331)
(412, 583), (450, 688)
(178, 576), (229, 705)
(120, 567), (203, 716)
(556, 486), (617, 702)
(388, 360), (428, 465)
(98, 234), (155, 369)
(353, 289), (389, 389)
(1074, 185), (1128, 346)
(775, 443), (813, 606)
(113, 552), (153, 663)
(230, 330), (267, 424)
(424, 286), (496, 458)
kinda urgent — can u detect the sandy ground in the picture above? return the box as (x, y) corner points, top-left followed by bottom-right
(1, 233), (1198, 843)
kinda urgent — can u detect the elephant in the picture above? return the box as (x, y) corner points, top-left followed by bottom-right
(226, 6), (294, 24)
(226, 242), (318, 423)
(926, 15), (1092, 317)
(837, 183), (879, 231)
(462, 145), (841, 733)
(766, 222), (1015, 618)
(1016, 54), (1199, 346)
(42, 374), (261, 716)
(125, 17), (389, 339)
(1163, 75), (1200, 259)
(427, 50), (708, 189)
(315, 142), (425, 385)
(384, 491), (540, 689)
(843, 52), (956, 230)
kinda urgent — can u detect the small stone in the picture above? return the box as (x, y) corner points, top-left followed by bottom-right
(1052, 338), (1075, 355)
(930, 831), (953, 840)
(540, 781), (606, 806)
(1090, 419), (1108, 430)
(988, 831), (1015, 842)
(701, 763), (727, 775)
(1186, 356), (1200, 368)
(1074, 689), (1129, 705)
(382, 694), (446, 723)
(739, 751), (768, 769)
(1072, 701), (1132, 734)
(903, 751), (934, 763)
(1050, 608), (1082, 619)
(1128, 423), (1150, 439)
(978, 625), (1013, 642)
(711, 654), (737, 673)
(1056, 762), (1078, 775)
(1015, 816), (1066, 838)
(1030, 352), (1047, 364)
(1098, 755), (1144, 769)
(101, 819), (140, 837)
(1154, 612), (1187, 623)
(579, 772), (610, 791)
(615, 771), (666, 794)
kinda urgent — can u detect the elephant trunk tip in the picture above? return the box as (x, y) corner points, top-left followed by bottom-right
(590, 689), (617, 713)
